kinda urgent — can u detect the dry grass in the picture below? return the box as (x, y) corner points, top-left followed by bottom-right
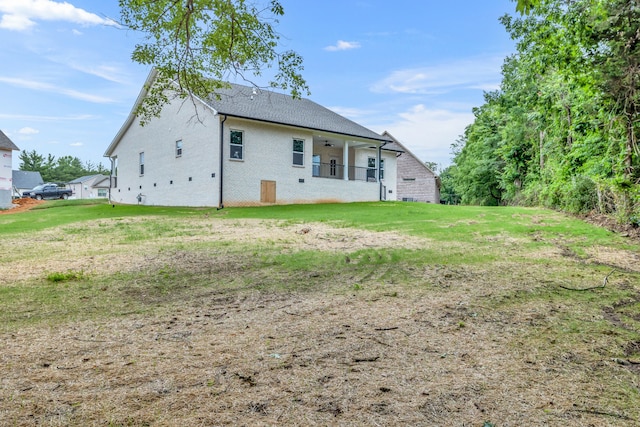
(1, 215), (640, 426)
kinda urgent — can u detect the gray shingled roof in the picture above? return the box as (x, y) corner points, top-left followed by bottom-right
(0, 130), (19, 151)
(12, 170), (43, 189)
(204, 84), (390, 143)
(68, 174), (105, 184)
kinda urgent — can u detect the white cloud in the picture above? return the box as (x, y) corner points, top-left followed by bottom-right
(371, 56), (503, 95)
(69, 141), (83, 147)
(324, 40), (361, 52)
(18, 126), (39, 135)
(0, 113), (95, 121)
(327, 106), (375, 120)
(0, 13), (34, 30)
(67, 63), (129, 84)
(0, 0), (117, 31)
(0, 76), (114, 103)
(374, 105), (474, 168)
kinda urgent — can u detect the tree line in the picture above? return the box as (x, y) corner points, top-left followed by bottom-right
(19, 150), (109, 185)
(443, 0), (640, 224)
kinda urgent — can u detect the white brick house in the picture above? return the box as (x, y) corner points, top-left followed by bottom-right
(383, 131), (440, 203)
(0, 130), (19, 209)
(105, 70), (397, 207)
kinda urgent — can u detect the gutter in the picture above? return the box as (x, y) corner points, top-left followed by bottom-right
(218, 115), (227, 210)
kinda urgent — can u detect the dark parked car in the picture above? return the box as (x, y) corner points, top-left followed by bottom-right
(22, 183), (73, 200)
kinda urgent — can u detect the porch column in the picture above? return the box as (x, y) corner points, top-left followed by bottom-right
(343, 141), (349, 181)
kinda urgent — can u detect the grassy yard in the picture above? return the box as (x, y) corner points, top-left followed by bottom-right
(1, 200), (639, 426)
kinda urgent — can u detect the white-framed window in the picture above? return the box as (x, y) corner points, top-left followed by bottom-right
(230, 130), (243, 160)
(98, 189), (107, 197)
(176, 139), (183, 157)
(139, 152), (145, 176)
(293, 138), (304, 166)
(367, 157), (376, 181)
(380, 158), (385, 180)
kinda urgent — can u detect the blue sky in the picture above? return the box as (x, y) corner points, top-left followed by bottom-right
(0, 0), (517, 172)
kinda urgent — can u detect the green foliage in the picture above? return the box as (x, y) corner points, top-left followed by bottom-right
(19, 149), (108, 184)
(450, 0), (640, 224)
(118, 0), (309, 124)
(46, 270), (85, 283)
(438, 166), (460, 204)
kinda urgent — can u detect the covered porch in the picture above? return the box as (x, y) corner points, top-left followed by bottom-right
(311, 135), (382, 182)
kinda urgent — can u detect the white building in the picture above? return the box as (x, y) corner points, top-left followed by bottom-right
(104, 70), (397, 207)
(67, 174), (110, 199)
(0, 130), (19, 209)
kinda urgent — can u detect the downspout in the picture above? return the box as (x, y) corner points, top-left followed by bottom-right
(217, 115), (227, 210)
(378, 141), (387, 201)
(108, 157), (115, 203)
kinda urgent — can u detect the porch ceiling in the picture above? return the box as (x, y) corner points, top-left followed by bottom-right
(312, 135), (378, 149)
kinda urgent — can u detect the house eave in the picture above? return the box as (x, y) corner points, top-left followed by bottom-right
(220, 112), (391, 145)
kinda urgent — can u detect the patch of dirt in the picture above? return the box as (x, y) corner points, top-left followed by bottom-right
(0, 197), (45, 214)
(2, 290), (634, 426)
(0, 217), (430, 285)
(582, 212), (640, 241)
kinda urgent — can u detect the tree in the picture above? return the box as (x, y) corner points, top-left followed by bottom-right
(424, 161), (438, 172)
(19, 150), (110, 184)
(118, 0), (309, 124)
(584, 0), (640, 181)
(54, 156), (85, 183)
(516, 0), (542, 15)
(19, 149), (45, 172)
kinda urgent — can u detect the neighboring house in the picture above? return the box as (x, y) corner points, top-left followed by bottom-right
(12, 170), (43, 197)
(68, 174), (110, 199)
(0, 130), (19, 209)
(104, 70), (396, 207)
(382, 131), (440, 203)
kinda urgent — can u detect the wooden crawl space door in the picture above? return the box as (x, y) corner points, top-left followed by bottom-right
(260, 180), (276, 203)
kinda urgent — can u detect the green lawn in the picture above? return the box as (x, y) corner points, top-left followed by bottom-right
(1, 200), (639, 425)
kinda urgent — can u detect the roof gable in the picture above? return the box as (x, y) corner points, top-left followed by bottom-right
(68, 174), (108, 185)
(12, 170), (43, 189)
(382, 131), (437, 175)
(0, 130), (19, 151)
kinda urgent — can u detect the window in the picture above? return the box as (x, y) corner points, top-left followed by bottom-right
(98, 189), (107, 197)
(139, 152), (145, 176)
(293, 139), (304, 166)
(380, 159), (385, 180)
(230, 130), (243, 159)
(367, 157), (376, 181)
(176, 140), (183, 157)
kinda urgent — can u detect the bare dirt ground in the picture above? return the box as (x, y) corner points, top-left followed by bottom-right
(1, 212), (640, 426)
(0, 197), (45, 214)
